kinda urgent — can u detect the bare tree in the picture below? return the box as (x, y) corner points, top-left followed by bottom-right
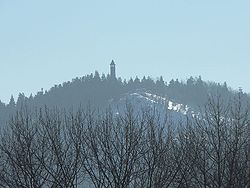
(0, 109), (49, 188)
(189, 92), (250, 188)
(81, 107), (145, 188)
(134, 110), (180, 188)
(36, 108), (84, 187)
(0, 93), (250, 188)
(0, 107), (86, 188)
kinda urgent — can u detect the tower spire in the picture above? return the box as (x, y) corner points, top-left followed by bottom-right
(110, 60), (116, 79)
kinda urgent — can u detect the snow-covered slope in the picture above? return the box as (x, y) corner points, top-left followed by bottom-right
(109, 90), (196, 121)
(144, 92), (189, 115)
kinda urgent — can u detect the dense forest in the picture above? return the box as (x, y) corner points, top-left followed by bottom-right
(0, 71), (248, 126)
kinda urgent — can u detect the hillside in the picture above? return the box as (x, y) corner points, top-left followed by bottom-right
(0, 71), (248, 126)
(1, 72), (250, 187)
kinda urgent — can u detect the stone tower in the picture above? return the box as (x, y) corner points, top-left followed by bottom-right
(110, 60), (116, 79)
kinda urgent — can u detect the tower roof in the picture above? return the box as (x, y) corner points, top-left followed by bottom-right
(110, 60), (115, 65)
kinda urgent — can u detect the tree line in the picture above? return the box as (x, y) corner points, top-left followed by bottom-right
(0, 92), (249, 187)
(1, 72), (245, 126)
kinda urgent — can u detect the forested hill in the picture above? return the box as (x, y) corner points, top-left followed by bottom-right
(0, 71), (248, 125)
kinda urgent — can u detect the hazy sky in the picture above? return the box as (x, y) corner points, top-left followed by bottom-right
(0, 0), (250, 103)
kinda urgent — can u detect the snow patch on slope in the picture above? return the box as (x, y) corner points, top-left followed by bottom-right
(144, 92), (189, 115)
(110, 91), (195, 116)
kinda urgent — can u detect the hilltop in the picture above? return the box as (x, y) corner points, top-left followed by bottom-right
(0, 69), (248, 125)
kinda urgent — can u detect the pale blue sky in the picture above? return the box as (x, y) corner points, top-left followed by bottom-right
(0, 0), (250, 103)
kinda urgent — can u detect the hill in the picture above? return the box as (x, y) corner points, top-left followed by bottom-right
(0, 71), (248, 125)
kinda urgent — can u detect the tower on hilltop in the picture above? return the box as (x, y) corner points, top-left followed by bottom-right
(110, 60), (116, 79)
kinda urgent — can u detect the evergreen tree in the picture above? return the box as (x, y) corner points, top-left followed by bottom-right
(8, 95), (15, 107)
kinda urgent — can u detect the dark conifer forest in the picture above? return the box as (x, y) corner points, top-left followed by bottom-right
(0, 72), (246, 124)
(0, 73), (250, 187)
